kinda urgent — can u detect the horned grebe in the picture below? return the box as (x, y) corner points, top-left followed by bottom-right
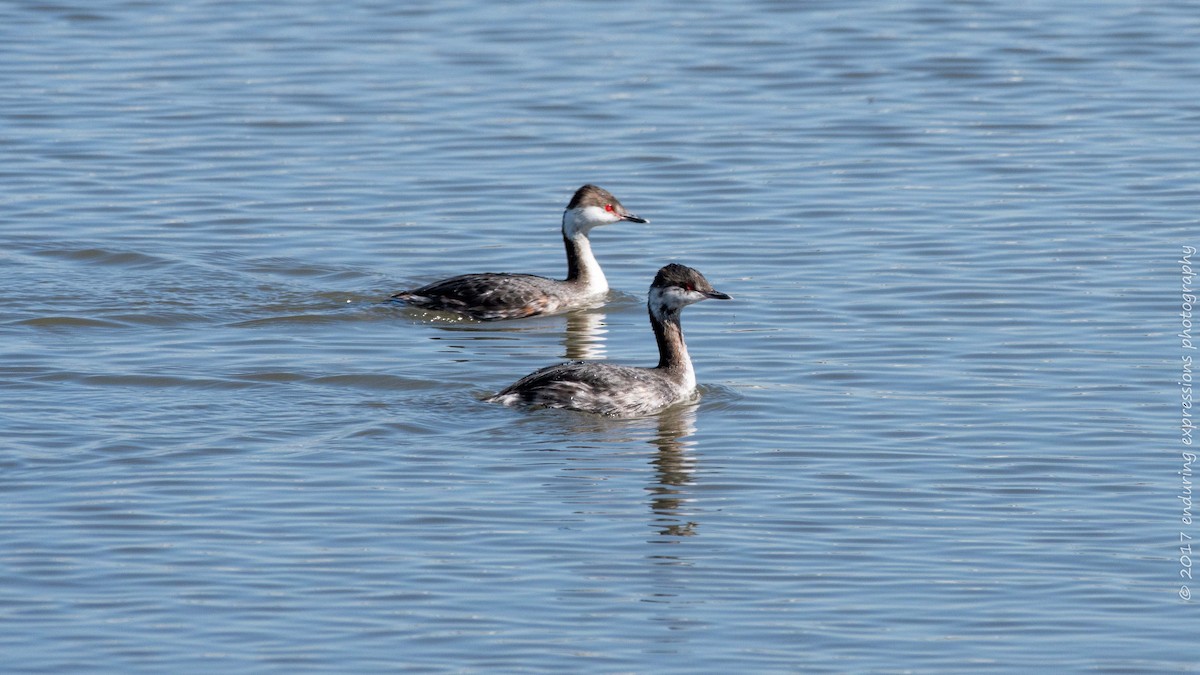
(486, 264), (731, 417)
(391, 184), (647, 321)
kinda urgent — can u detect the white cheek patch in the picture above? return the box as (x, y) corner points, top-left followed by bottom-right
(564, 205), (620, 237)
(578, 205), (611, 221)
(661, 286), (691, 304)
(649, 286), (702, 317)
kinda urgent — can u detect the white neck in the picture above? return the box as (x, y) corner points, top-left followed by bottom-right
(562, 208), (608, 294)
(674, 342), (696, 391)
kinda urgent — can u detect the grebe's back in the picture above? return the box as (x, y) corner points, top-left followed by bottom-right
(393, 273), (574, 321)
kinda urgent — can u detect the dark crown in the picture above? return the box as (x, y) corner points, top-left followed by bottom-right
(652, 263), (714, 293)
(567, 184), (619, 210)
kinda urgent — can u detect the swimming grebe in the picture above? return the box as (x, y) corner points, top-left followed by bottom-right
(391, 184), (647, 321)
(486, 264), (731, 417)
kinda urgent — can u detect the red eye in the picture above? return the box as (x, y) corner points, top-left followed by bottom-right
(604, 204), (614, 212)
(685, 284), (695, 291)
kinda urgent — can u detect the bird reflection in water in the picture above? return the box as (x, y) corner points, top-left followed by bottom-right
(420, 305), (609, 362)
(562, 309), (607, 361)
(646, 403), (700, 538)
(531, 390), (704, 539)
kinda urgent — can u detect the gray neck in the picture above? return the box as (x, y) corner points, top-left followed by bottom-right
(651, 307), (695, 389)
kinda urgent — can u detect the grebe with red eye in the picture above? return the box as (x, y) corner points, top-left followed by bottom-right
(391, 184), (648, 321)
(486, 264), (732, 417)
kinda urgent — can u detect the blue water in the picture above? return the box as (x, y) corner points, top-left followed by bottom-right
(2, 0), (1197, 671)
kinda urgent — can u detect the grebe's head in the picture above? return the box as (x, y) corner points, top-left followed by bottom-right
(648, 263), (732, 319)
(562, 184), (648, 238)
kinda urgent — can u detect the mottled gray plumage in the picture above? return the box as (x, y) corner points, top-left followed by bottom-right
(391, 184), (646, 321)
(486, 264), (731, 417)
(488, 361), (686, 417)
(392, 273), (575, 321)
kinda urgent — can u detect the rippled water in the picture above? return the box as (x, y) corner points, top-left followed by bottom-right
(3, 0), (1197, 671)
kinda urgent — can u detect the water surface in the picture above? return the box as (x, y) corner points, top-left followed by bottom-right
(2, 0), (1197, 671)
